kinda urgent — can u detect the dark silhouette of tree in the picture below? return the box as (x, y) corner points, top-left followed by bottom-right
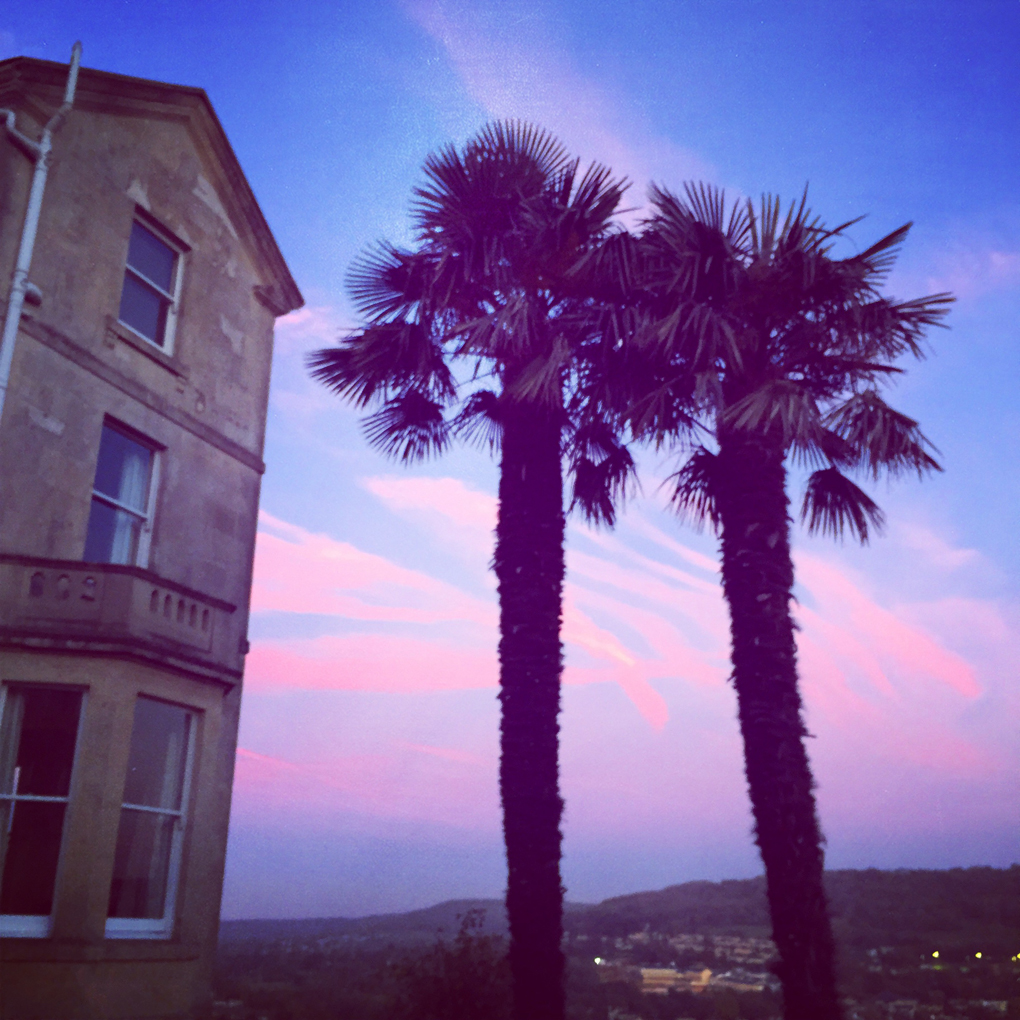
(630, 183), (952, 1020)
(393, 910), (510, 1020)
(308, 122), (632, 1020)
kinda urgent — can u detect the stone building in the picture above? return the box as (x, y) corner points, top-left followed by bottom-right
(0, 53), (301, 1019)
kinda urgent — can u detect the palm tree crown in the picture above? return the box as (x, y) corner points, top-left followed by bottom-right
(309, 122), (631, 1020)
(635, 183), (951, 532)
(309, 121), (635, 517)
(630, 183), (952, 1020)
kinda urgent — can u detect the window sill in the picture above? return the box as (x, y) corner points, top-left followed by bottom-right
(0, 915), (52, 938)
(106, 927), (172, 940)
(0, 936), (201, 962)
(104, 316), (188, 380)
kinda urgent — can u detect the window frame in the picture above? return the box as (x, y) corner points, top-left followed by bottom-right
(0, 682), (86, 939)
(84, 418), (162, 569)
(117, 213), (186, 355)
(104, 696), (197, 941)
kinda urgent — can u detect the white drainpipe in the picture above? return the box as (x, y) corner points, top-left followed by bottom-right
(0, 41), (82, 426)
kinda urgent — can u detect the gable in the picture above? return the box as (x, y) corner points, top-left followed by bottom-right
(0, 56), (302, 317)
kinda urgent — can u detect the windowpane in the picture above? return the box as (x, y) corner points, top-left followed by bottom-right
(119, 272), (168, 345)
(0, 686), (83, 920)
(83, 499), (142, 564)
(122, 699), (189, 810)
(127, 221), (175, 292)
(2, 688), (81, 797)
(85, 425), (153, 566)
(92, 426), (152, 510)
(0, 801), (67, 915)
(107, 809), (175, 920)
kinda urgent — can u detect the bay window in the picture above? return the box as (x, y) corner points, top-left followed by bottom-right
(106, 696), (195, 939)
(0, 684), (84, 937)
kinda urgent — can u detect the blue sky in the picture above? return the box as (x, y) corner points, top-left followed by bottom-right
(4, 0), (1018, 918)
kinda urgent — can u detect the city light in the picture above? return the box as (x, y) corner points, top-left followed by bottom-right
(975, 952), (982, 959)
(932, 951), (939, 959)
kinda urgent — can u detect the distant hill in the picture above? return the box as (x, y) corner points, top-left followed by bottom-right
(569, 866), (1020, 951)
(219, 899), (509, 944)
(219, 865), (1019, 952)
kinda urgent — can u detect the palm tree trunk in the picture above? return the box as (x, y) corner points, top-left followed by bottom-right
(494, 404), (567, 1020)
(714, 429), (843, 1020)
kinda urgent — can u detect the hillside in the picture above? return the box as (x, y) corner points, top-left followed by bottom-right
(220, 865), (1020, 952)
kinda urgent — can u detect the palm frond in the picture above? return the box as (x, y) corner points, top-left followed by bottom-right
(568, 425), (636, 527)
(453, 291), (545, 363)
(723, 380), (823, 450)
(566, 159), (629, 229)
(362, 390), (450, 463)
(452, 389), (502, 452)
(625, 371), (701, 448)
(667, 446), (720, 532)
(848, 222), (913, 283)
(307, 322), (456, 408)
(824, 390), (942, 478)
(412, 120), (570, 258)
(801, 467), (885, 543)
(508, 337), (573, 407)
(346, 244), (426, 320)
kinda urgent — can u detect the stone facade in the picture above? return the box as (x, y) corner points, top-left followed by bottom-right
(0, 55), (301, 1020)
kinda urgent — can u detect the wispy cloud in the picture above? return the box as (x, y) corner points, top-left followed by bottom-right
(274, 303), (352, 356)
(402, 0), (713, 214)
(239, 482), (1016, 883)
(234, 741), (499, 830)
(922, 245), (1020, 300)
(793, 550), (981, 700)
(245, 634), (497, 693)
(253, 510), (494, 627)
(250, 476), (1005, 761)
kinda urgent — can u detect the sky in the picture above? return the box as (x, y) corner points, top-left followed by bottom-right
(4, 0), (1018, 919)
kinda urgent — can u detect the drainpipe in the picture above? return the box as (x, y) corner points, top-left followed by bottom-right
(0, 41), (82, 426)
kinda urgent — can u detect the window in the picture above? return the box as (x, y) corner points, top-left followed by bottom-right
(0, 684), (84, 937)
(106, 697), (195, 940)
(118, 219), (182, 350)
(83, 422), (159, 567)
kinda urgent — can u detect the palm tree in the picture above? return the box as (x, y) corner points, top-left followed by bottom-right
(308, 122), (633, 1020)
(630, 184), (952, 1020)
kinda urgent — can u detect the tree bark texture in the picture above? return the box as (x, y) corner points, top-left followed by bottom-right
(715, 429), (843, 1020)
(494, 406), (567, 1020)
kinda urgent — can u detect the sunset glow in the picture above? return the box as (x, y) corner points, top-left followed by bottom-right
(9, 0), (1016, 919)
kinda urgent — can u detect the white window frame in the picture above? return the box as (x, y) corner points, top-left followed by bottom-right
(117, 215), (185, 355)
(0, 683), (86, 939)
(85, 419), (161, 569)
(105, 698), (196, 941)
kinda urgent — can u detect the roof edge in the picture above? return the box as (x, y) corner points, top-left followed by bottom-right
(0, 56), (303, 316)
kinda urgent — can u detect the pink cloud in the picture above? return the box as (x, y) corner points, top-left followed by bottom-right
(923, 245), (1020, 300)
(245, 634), (497, 694)
(362, 475), (497, 533)
(360, 475), (498, 562)
(796, 604), (897, 700)
(893, 522), (983, 570)
(399, 742), (491, 766)
(253, 510), (496, 628)
(252, 484), (999, 763)
(274, 304), (351, 356)
(233, 743), (500, 831)
(794, 551), (981, 699)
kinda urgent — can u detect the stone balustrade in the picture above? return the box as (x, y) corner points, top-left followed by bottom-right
(0, 554), (242, 683)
